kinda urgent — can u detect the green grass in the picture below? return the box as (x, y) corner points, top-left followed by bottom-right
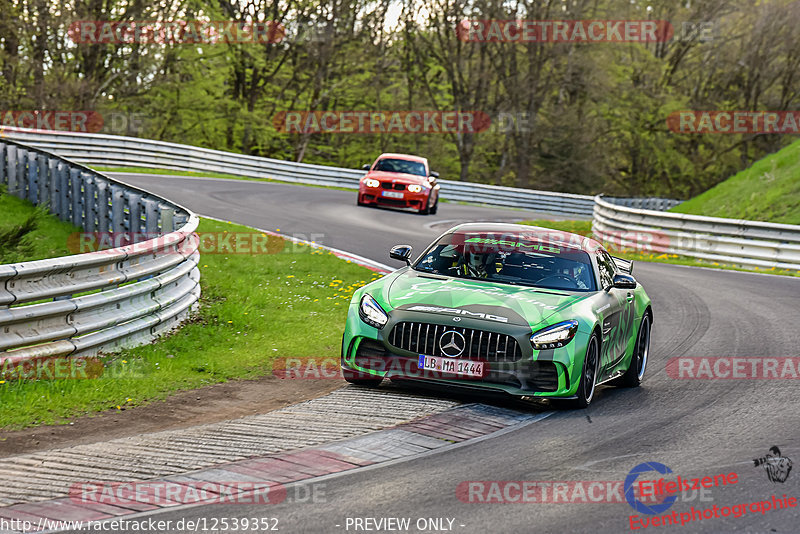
(0, 192), (80, 262)
(0, 218), (380, 430)
(670, 138), (800, 224)
(92, 166), (354, 192)
(520, 219), (799, 277)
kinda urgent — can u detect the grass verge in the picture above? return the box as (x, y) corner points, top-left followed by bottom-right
(520, 219), (799, 277)
(0, 191), (80, 262)
(0, 218), (379, 430)
(669, 138), (800, 224)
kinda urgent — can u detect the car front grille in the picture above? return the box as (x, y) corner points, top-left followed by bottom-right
(387, 322), (523, 362)
(376, 198), (407, 206)
(381, 182), (405, 190)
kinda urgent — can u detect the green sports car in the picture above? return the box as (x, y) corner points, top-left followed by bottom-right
(340, 223), (653, 408)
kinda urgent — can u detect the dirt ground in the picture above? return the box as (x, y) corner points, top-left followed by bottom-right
(0, 377), (343, 458)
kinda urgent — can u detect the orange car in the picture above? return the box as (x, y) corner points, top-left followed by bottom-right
(357, 153), (440, 214)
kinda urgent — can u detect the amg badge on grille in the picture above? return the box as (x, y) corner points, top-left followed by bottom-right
(406, 305), (508, 323)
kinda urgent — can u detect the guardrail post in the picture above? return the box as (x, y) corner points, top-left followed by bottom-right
(57, 163), (70, 222)
(70, 168), (83, 227)
(96, 178), (110, 233)
(160, 204), (175, 233)
(37, 154), (49, 207)
(16, 147), (27, 199)
(27, 151), (39, 204)
(127, 192), (143, 234)
(143, 198), (159, 234)
(110, 184), (125, 232)
(174, 213), (188, 229)
(82, 173), (97, 231)
(5, 145), (16, 194)
(0, 143), (6, 187)
(47, 157), (59, 214)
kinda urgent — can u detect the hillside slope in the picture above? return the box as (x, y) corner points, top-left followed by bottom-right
(670, 138), (800, 224)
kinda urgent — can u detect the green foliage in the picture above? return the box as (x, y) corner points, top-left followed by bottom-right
(671, 138), (800, 224)
(0, 189), (78, 262)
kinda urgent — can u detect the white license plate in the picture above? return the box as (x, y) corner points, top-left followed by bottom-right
(381, 191), (404, 199)
(417, 355), (485, 378)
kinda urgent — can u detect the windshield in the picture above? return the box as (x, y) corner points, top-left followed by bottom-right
(373, 158), (427, 177)
(413, 231), (597, 292)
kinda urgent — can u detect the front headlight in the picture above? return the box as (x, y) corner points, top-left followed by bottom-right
(359, 294), (388, 328)
(407, 184), (423, 193)
(530, 320), (579, 350)
(365, 178), (380, 188)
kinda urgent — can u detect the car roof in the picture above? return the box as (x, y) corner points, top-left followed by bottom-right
(445, 222), (604, 253)
(376, 153), (428, 164)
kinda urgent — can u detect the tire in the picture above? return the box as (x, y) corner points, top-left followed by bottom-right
(429, 197), (438, 215)
(616, 313), (651, 388)
(571, 333), (600, 409)
(357, 196), (366, 207)
(419, 195), (431, 215)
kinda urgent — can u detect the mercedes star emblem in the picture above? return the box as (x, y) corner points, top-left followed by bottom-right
(439, 330), (466, 358)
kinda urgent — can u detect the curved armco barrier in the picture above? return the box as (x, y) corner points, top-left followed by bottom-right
(593, 195), (800, 270)
(0, 138), (200, 361)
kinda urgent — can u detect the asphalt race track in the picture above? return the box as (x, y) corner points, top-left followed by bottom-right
(107, 173), (574, 260)
(99, 173), (800, 534)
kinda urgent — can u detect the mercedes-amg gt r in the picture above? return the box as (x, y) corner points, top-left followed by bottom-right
(340, 223), (652, 408)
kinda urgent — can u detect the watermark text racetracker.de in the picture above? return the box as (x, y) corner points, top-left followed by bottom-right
(456, 480), (713, 504)
(67, 231), (326, 255)
(68, 20), (285, 44)
(273, 110), (491, 134)
(0, 355), (139, 381)
(456, 20), (673, 43)
(667, 111), (800, 134)
(0, 110), (148, 136)
(69, 480), (325, 507)
(666, 357), (800, 379)
(273, 356), (489, 381)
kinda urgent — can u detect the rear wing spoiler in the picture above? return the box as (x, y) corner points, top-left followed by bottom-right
(612, 257), (633, 274)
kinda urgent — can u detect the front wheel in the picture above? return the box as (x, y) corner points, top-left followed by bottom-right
(419, 195), (431, 215)
(429, 197), (438, 215)
(616, 313), (651, 387)
(571, 334), (599, 409)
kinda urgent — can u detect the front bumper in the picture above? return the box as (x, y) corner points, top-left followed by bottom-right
(341, 305), (590, 398)
(358, 187), (429, 210)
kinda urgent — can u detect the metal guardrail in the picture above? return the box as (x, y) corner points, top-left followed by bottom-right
(1, 128), (676, 218)
(603, 196), (683, 211)
(0, 138), (201, 361)
(593, 195), (800, 270)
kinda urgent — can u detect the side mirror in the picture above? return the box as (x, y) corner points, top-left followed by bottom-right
(362, 164), (371, 171)
(612, 273), (637, 290)
(429, 171), (439, 178)
(390, 244), (413, 265)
